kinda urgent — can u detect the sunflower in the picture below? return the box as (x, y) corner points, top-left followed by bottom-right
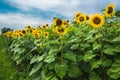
(21, 30), (26, 34)
(11, 31), (19, 38)
(53, 18), (63, 26)
(25, 25), (32, 30)
(74, 12), (82, 19)
(61, 20), (70, 30)
(62, 20), (69, 26)
(55, 27), (67, 35)
(42, 26), (46, 29)
(3, 31), (12, 37)
(44, 32), (49, 38)
(46, 24), (49, 26)
(105, 3), (115, 17)
(18, 30), (26, 36)
(32, 29), (40, 38)
(85, 14), (90, 20)
(90, 14), (105, 28)
(77, 15), (86, 24)
(11, 34), (17, 38)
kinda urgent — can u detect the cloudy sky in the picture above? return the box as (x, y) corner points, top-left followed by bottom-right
(0, 0), (120, 30)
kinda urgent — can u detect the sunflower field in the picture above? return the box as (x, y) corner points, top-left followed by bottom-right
(1, 3), (120, 80)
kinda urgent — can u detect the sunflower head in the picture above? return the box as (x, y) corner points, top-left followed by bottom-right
(42, 26), (46, 29)
(32, 29), (40, 38)
(115, 10), (120, 17)
(74, 12), (82, 19)
(25, 25), (32, 30)
(85, 14), (90, 20)
(62, 20), (69, 26)
(44, 32), (49, 38)
(46, 24), (49, 26)
(77, 15), (86, 24)
(105, 3), (115, 17)
(53, 18), (63, 26)
(90, 14), (105, 28)
(21, 30), (26, 34)
(66, 20), (69, 23)
(3, 31), (12, 37)
(55, 27), (67, 35)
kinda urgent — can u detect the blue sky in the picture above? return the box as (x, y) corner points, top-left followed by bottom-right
(0, 0), (120, 30)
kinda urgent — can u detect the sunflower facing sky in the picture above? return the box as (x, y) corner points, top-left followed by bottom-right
(105, 3), (115, 17)
(90, 14), (105, 28)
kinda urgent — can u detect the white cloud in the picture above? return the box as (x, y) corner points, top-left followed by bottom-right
(7, 0), (120, 18)
(7, 0), (81, 18)
(0, 13), (52, 29)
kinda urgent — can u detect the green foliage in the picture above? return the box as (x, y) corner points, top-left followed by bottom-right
(0, 35), (17, 80)
(7, 16), (120, 80)
(54, 62), (68, 79)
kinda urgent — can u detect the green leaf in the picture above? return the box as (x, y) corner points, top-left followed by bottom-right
(103, 48), (115, 55)
(112, 36), (120, 42)
(70, 44), (79, 50)
(29, 46), (37, 53)
(92, 42), (101, 50)
(44, 54), (55, 63)
(30, 55), (39, 64)
(90, 59), (102, 70)
(81, 63), (91, 73)
(29, 62), (43, 76)
(64, 52), (77, 62)
(45, 73), (54, 80)
(95, 33), (102, 39)
(107, 59), (120, 79)
(83, 50), (95, 62)
(48, 48), (59, 54)
(51, 77), (58, 80)
(89, 72), (101, 80)
(68, 64), (82, 78)
(30, 53), (46, 64)
(54, 63), (68, 79)
(68, 38), (78, 44)
(76, 55), (83, 62)
(80, 43), (90, 48)
(100, 56), (112, 67)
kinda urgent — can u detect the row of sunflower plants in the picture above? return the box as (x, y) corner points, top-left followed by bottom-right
(2, 3), (120, 80)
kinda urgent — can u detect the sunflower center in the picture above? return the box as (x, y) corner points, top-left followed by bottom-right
(20, 33), (23, 36)
(79, 16), (84, 22)
(45, 33), (48, 36)
(58, 28), (64, 33)
(93, 17), (101, 24)
(86, 16), (89, 20)
(28, 26), (31, 28)
(22, 30), (26, 34)
(56, 19), (62, 26)
(43, 26), (46, 28)
(107, 7), (113, 14)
